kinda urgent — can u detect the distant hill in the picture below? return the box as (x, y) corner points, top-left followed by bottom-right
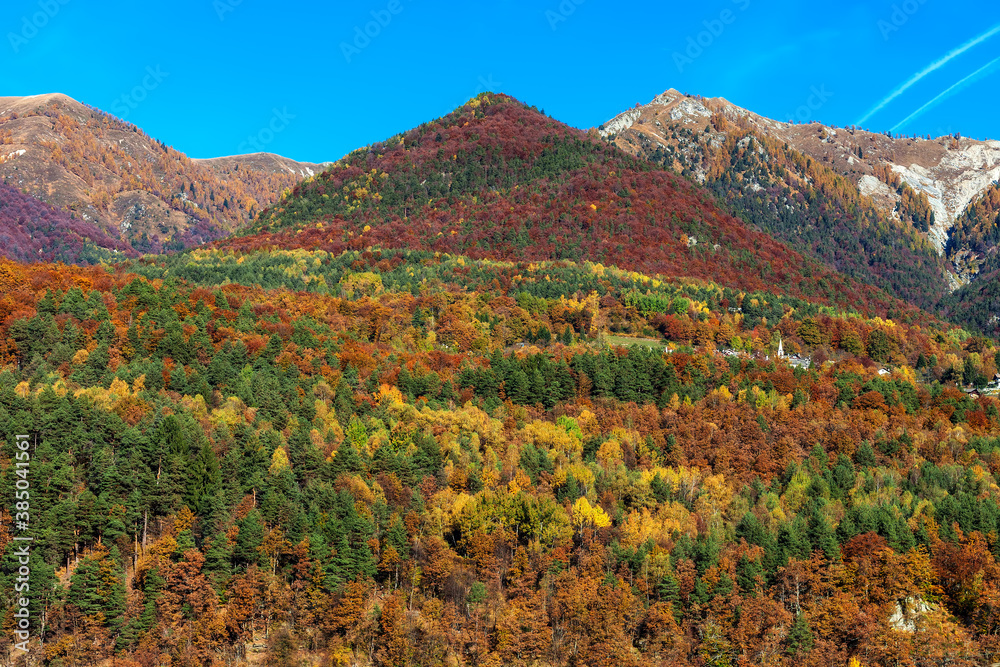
(602, 89), (1000, 262)
(222, 93), (922, 321)
(195, 152), (328, 179)
(0, 93), (326, 254)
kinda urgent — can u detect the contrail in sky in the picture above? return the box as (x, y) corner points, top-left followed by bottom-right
(857, 24), (1000, 125)
(892, 56), (1000, 132)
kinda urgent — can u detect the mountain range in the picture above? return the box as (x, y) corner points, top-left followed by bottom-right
(8, 88), (1000, 331)
(222, 93), (920, 322)
(5, 86), (1000, 666)
(602, 89), (1000, 271)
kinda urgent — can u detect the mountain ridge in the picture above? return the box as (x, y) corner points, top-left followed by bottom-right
(193, 152), (329, 178)
(600, 88), (1000, 288)
(0, 92), (326, 255)
(598, 89), (952, 311)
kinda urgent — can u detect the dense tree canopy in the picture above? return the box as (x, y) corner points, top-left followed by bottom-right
(0, 248), (997, 665)
(0, 183), (128, 264)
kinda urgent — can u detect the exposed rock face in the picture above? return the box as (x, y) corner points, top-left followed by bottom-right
(888, 596), (934, 633)
(599, 108), (642, 138)
(889, 142), (1000, 255)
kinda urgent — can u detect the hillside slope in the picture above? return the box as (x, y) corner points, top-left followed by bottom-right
(0, 181), (128, 263)
(599, 90), (952, 310)
(225, 93), (921, 321)
(0, 93), (325, 253)
(603, 90), (1000, 258)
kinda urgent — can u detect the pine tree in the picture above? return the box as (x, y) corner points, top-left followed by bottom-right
(329, 530), (354, 589)
(787, 613), (814, 655)
(657, 571), (683, 620)
(386, 515), (409, 558)
(507, 366), (530, 404)
(736, 512), (773, 550)
(836, 513), (858, 544)
(807, 503), (841, 561)
(235, 511), (265, 569)
(692, 576), (711, 607)
(37, 289), (58, 315)
(333, 376), (355, 423)
(538, 325), (552, 345)
(529, 368), (547, 406)
(714, 571), (734, 598)
(59, 287), (88, 319)
(736, 554), (763, 597)
(204, 530), (234, 574)
(855, 441), (877, 468)
(650, 473), (671, 503)
(776, 521), (810, 568)
(187, 441), (221, 516)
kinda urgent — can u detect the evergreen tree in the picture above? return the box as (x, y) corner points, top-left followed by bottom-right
(529, 368), (547, 407)
(507, 366), (530, 404)
(776, 520), (810, 569)
(807, 503), (841, 561)
(691, 576), (711, 607)
(836, 513), (858, 544)
(736, 554), (763, 597)
(235, 510), (266, 569)
(386, 515), (409, 558)
(59, 287), (88, 319)
(855, 441), (877, 468)
(657, 571), (682, 620)
(650, 473), (671, 503)
(330, 531), (354, 588)
(37, 289), (58, 315)
(787, 613), (814, 655)
(187, 440), (221, 516)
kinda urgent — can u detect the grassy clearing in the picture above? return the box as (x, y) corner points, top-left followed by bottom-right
(605, 335), (665, 349)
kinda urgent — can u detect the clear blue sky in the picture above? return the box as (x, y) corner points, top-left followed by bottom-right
(2, 0), (998, 163)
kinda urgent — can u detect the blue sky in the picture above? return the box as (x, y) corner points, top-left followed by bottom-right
(2, 0), (998, 163)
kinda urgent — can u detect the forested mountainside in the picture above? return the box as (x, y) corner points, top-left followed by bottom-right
(226, 93), (921, 323)
(940, 269), (1000, 339)
(945, 180), (1000, 280)
(2, 89), (1000, 667)
(1, 242), (999, 666)
(0, 182), (129, 264)
(600, 91), (950, 312)
(0, 94), (320, 255)
(936, 182), (1000, 336)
